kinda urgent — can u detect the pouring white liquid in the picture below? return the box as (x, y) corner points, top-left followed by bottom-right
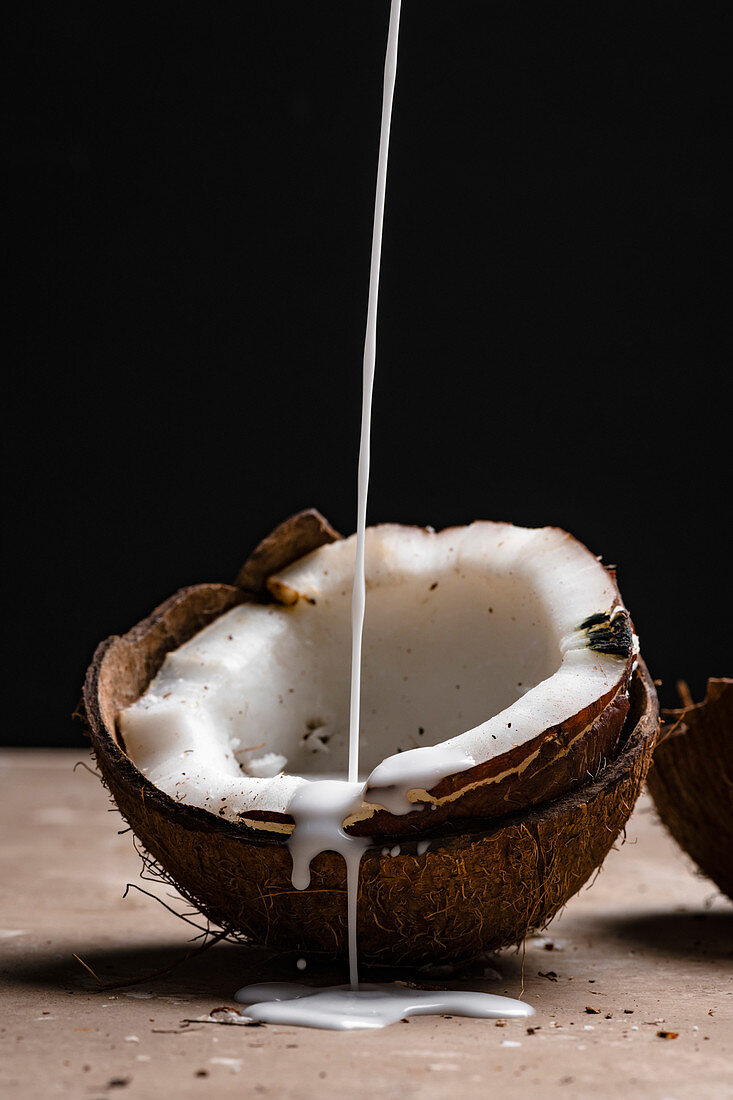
(283, 0), (404, 996)
(235, 1), (534, 1029)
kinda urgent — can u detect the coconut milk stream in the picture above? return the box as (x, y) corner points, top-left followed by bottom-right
(235, 1), (534, 1029)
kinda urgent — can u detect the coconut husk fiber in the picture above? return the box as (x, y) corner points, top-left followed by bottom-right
(82, 508), (659, 962)
(646, 678), (732, 901)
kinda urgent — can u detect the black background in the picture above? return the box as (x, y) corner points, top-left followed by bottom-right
(7, 2), (729, 747)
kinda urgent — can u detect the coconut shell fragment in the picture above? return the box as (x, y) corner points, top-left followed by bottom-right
(235, 508), (341, 595)
(647, 678), (732, 900)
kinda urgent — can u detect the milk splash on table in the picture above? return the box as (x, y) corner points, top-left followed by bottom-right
(235, 1), (534, 1030)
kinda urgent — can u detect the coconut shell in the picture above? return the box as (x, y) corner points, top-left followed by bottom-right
(646, 678), (732, 900)
(84, 574), (658, 964)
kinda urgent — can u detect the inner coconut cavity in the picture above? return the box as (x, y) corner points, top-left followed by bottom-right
(119, 521), (633, 827)
(120, 522), (632, 829)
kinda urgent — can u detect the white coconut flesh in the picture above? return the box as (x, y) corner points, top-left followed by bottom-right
(119, 522), (637, 833)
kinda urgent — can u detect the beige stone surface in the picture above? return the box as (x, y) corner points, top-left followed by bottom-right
(1, 749), (731, 1099)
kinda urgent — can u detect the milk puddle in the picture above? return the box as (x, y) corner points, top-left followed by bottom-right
(234, 982), (533, 1032)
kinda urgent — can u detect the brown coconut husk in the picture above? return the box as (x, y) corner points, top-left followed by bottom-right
(83, 515), (659, 963)
(646, 678), (732, 900)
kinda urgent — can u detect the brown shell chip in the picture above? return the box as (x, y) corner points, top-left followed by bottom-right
(235, 508), (341, 595)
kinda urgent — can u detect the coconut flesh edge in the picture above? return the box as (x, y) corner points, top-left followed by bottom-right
(119, 522), (636, 834)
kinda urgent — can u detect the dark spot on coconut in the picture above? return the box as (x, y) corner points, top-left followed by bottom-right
(507, 723), (512, 728)
(429, 582), (439, 590)
(489, 607), (493, 613)
(580, 612), (609, 629)
(305, 596), (317, 605)
(418, 727), (424, 736)
(579, 610), (633, 657)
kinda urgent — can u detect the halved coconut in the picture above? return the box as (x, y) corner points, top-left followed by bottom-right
(647, 678), (732, 900)
(83, 510), (658, 962)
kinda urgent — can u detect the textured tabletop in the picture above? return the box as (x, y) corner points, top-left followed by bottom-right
(1, 749), (731, 1099)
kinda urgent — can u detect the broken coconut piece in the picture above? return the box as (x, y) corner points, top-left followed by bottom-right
(118, 520), (638, 837)
(83, 511), (659, 963)
(647, 677), (732, 899)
